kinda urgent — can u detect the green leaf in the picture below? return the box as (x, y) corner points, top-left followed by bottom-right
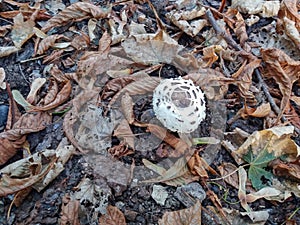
(243, 147), (276, 190)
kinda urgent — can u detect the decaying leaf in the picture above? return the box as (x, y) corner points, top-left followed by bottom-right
(122, 30), (201, 73)
(42, 2), (111, 32)
(261, 48), (300, 121)
(36, 34), (67, 55)
(246, 187), (281, 203)
(218, 162), (239, 188)
(232, 0), (280, 17)
(26, 77), (47, 104)
(59, 194), (80, 225)
(0, 46), (19, 58)
(239, 103), (271, 119)
(11, 13), (35, 48)
(158, 200), (201, 225)
(0, 68), (6, 89)
(114, 119), (134, 149)
(30, 80), (72, 111)
(142, 157), (199, 186)
(237, 126), (300, 159)
(166, 5), (207, 37)
(99, 205), (126, 225)
(72, 177), (110, 215)
(0, 111), (52, 165)
(269, 158), (300, 182)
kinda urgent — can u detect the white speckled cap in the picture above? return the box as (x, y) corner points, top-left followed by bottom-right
(153, 77), (206, 133)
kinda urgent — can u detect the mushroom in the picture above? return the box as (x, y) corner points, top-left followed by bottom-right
(152, 77), (206, 133)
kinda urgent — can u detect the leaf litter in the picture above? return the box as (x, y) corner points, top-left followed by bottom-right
(1, 0), (300, 224)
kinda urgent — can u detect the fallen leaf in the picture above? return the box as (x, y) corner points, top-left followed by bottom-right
(243, 143), (276, 190)
(238, 167), (250, 211)
(237, 126), (300, 160)
(0, 111), (52, 165)
(114, 119), (135, 149)
(99, 205), (126, 225)
(261, 48), (300, 121)
(60, 194), (80, 225)
(31, 80), (72, 111)
(11, 13), (35, 48)
(36, 34), (67, 55)
(232, 58), (261, 106)
(142, 157), (199, 186)
(121, 92), (135, 124)
(72, 177), (110, 215)
(282, 17), (300, 49)
(0, 46), (19, 57)
(246, 187), (281, 203)
(240, 103), (271, 118)
(218, 162), (239, 188)
(0, 151), (56, 196)
(0, 68), (6, 89)
(122, 30), (201, 73)
(166, 5), (207, 37)
(269, 158), (300, 182)
(42, 2), (111, 32)
(232, 0), (280, 17)
(158, 200), (201, 225)
(26, 77), (47, 104)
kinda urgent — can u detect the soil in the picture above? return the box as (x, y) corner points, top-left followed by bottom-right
(1, 0), (300, 225)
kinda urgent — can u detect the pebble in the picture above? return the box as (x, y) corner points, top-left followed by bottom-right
(151, 185), (168, 206)
(174, 182), (206, 207)
(0, 105), (9, 131)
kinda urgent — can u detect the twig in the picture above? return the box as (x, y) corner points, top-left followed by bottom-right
(18, 64), (30, 84)
(206, 9), (300, 135)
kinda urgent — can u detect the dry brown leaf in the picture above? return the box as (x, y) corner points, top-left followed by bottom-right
(11, 13), (35, 48)
(36, 34), (66, 55)
(0, 111), (52, 165)
(158, 200), (201, 225)
(166, 6), (207, 37)
(240, 102), (271, 118)
(218, 162), (239, 188)
(0, 152), (56, 196)
(42, 49), (64, 64)
(121, 92), (134, 124)
(269, 158), (300, 182)
(101, 76), (136, 100)
(278, 0), (300, 31)
(233, 59), (261, 106)
(122, 30), (201, 73)
(225, 8), (250, 51)
(114, 119), (134, 149)
(238, 167), (251, 212)
(185, 69), (234, 100)
(108, 76), (160, 108)
(60, 194), (80, 225)
(99, 205), (126, 225)
(142, 157), (199, 186)
(261, 48), (300, 121)
(147, 124), (189, 157)
(236, 126), (300, 160)
(187, 153), (209, 179)
(201, 45), (220, 68)
(31, 80), (71, 111)
(108, 142), (134, 158)
(76, 47), (134, 90)
(42, 2), (111, 32)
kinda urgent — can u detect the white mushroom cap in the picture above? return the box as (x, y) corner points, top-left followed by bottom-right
(153, 77), (206, 133)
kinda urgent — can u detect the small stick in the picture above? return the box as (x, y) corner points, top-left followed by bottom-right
(206, 9), (300, 135)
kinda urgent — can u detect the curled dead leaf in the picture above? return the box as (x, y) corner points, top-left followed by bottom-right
(42, 2), (111, 32)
